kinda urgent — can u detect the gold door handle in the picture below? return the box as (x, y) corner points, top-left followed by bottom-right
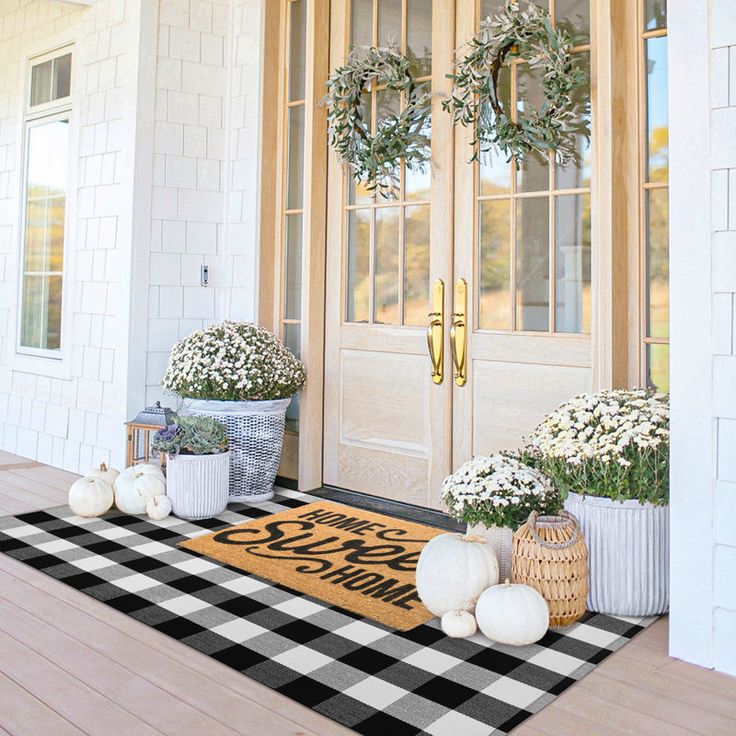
(427, 279), (444, 384)
(450, 278), (467, 387)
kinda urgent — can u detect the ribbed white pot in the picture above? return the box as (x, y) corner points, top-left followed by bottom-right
(564, 491), (669, 616)
(165, 451), (230, 521)
(466, 523), (514, 582)
(186, 398), (291, 503)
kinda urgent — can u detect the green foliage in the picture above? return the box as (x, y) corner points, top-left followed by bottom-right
(152, 415), (228, 457)
(443, 0), (590, 166)
(323, 46), (431, 199)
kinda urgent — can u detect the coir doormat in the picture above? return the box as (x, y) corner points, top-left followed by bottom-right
(0, 491), (656, 736)
(180, 500), (444, 630)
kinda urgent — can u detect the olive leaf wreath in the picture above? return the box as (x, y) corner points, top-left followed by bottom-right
(443, 0), (590, 165)
(323, 45), (432, 199)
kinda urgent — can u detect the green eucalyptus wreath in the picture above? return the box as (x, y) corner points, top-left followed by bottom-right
(443, 0), (589, 165)
(324, 45), (431, 199)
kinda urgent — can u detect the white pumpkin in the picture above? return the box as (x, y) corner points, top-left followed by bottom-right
(114, 468), (166, 514)
(441, 610), (477, 638)
(85, 462), (120, 486)
(475, 579), (550, 646)
(121, 463), (165, 481)
(68, 477), (114, 518)
(416, 533), (499, 616)
(146, 494), (172, 521)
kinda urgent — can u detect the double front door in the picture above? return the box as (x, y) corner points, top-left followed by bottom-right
(323, 0), (593, 508)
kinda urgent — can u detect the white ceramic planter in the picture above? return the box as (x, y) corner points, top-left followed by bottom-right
(564, 491), (669, 616)
(165, 451), (230, 520)
(467, 523), (514, 582)
(186, 398), (291, 503)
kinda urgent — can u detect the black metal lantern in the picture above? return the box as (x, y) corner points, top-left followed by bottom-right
(125, 401), (176, 467)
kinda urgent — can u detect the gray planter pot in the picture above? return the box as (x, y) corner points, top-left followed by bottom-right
(564, 492), (669, 616)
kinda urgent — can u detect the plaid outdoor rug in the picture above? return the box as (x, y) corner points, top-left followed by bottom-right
(0, 490), (655, 736)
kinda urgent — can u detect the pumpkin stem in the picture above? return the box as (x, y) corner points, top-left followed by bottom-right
(100, 462), (108, 472)
(504, 578), (511, 586)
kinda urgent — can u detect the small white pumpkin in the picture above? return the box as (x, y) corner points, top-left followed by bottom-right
(475, 579), (550, 646)
(441, 610), (478, 638)
(68, 477), (114, 518)
(85, 462), (120, 486)
(114, 468), (166, 514)
(146, 494), (172, 521)
(416, 533), (499, 616)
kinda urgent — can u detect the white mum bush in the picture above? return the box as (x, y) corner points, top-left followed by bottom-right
(162, 321), (306, 401)
(521, 389), (669, 505)
(441, 454), (562, 530)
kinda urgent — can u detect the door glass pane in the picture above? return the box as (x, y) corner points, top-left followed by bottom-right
(644, 0), (667, 31)
(347, 209), (371, 322)
(287, 105), (305, 209)
(516, 198), (549, 331)
(351, 0), (373, 50)
(284, 323), (301, 430)
(480, 67), (511, 195)
(555, 52), (591, 189)
(347, 92), (374, 205)
(407, 0), (432, 76)
(555, 0), (590, 44)
(284, 213), (303, 320)
(646, 188), (669, 339)
(645, 36), (668, 183)
(647, 343), (669, 391)
(378, 0), (402, 48)
(374, 207), (400, 323)
(479, 199), (511, 330)
(516, 65), (549, 193)
(555, 194), (591, 333)
(404, 205), (429, 325)
(405, 81), (432, 201)
(289, 0), (306, 101)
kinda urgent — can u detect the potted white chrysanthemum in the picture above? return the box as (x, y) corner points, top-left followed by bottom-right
(441, 454), (562, 581)
(161, 321), (306, 503)
(522, 389), (669, 616)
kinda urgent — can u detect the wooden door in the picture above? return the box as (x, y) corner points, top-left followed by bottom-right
(451, 0), (594, 467)
(323, 0), (454, 507)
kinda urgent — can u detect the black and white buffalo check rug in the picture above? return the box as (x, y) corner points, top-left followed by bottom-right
(0, 490), (655, 736)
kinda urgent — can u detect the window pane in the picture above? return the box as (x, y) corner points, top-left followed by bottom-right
(517, 65), (549, 193)
(378, 0), (402, 49)
(346, 209), (371, 322)
(374, 207), (400, 323)
(351, 0), (373, 50)
(647, 343), (669, 392)
(30, 60), (52, 106)
(516, 198), (549, 331)
(646, 36), (668, 183)
(24, 200), (47, 272)
(555, 52), (591, 189)
(404, 205), (429, 325)
(287, 104), (305, 209)
(555, 0), (590, 44)
(644, 0), (667, 31)
(21, 275), (44, 349)
(480, 67), (511, 195)
(284, 213), (303, 320)
(53, 53), (72, 100)
(46, 275), (62, 349)
(288, 0), (306, 101)
(555, 194), (591, 333)
(48, 197), (65, 272)
(28, 120), (69, 198)
(479, 199), (511, 330)
(407, 0), (432, 76)
(646, 188), (669, 339)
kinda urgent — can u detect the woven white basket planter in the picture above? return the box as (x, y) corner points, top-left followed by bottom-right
(467, 523), (514, 582)
(186, 398), (290, 503)
(564, 491), (669, 616)
(165, 451), (230, 521)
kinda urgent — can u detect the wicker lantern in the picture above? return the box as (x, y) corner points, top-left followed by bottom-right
(125, 401), (176, 467)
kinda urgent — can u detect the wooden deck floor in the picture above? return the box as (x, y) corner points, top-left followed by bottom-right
(1, 452), (735, 736)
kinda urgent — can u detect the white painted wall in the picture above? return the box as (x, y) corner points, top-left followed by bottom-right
(669, 0), (736, 675)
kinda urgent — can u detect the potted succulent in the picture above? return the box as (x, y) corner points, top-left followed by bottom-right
(161, 321), (306, 503)
(441, 454), (562, 581)
(522, 389), (670, 616)
(152, 415), (230, 520)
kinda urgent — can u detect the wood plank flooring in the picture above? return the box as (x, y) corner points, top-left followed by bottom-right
(0, 452), (735, 736)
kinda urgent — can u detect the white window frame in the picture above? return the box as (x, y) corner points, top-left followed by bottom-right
(16, 45), (75, 362)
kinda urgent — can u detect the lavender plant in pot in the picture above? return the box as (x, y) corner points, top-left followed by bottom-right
(152, 415), (229, 520)
(161, 321), (306, 503)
